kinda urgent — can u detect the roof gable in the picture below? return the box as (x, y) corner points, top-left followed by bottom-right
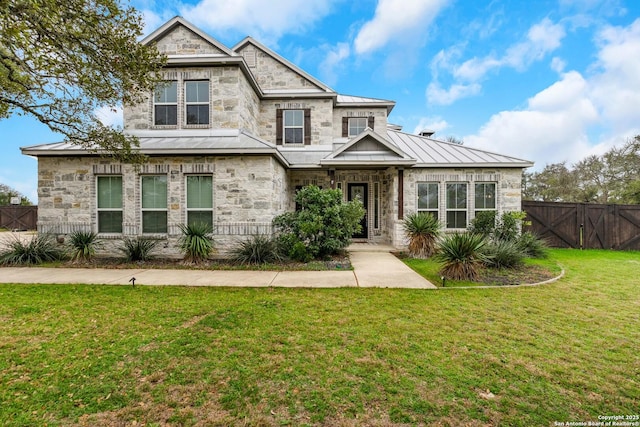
(321, 130), (415, 166)
(142, 16), (234, 57)
(233, 38), (333, 94)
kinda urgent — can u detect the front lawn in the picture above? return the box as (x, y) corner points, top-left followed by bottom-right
(1, 249), (638, 426)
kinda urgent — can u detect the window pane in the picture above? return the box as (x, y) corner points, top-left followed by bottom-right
(475, 183), (496, 209)
(185, 81), (209, 102)
(143, 211), (167, 233)
(98, 211), (123, 233)
(446, 211), (467, 229)
(284, 110), (303, 126)
(142, 176), (167, 209)
(349, 117), (367, 136)
(188, 211), (213, 227)
(418, 183), (438, 210)
(154, 105), (177, 125)
(446, 183), (466, 209)
(97, 176), (122, 209)
(285, 128), (303, 144)
(187, 176), (213, 208)
(186, 105), (209, 125)
(154, 81), (177, 103)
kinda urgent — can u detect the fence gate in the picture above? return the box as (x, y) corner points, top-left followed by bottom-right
(522, 201), (640, 250)
(0, 206), (38, 231)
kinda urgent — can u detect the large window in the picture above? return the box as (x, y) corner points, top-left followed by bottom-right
(417, 182), (439, 219)
(283, 110), (304, 144)
(153, 81), (177, 125)
(185, 81), (209, 125)
(446, 183), (467, 229)
(186, 175), (213, 227)
(142, 175), (167, 233)
(97, 176), (123, 233)
(475, 182), (496, 217)
(348, 117), (368, 137)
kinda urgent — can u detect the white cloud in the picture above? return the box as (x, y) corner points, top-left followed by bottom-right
(317, 42), (350, 87)
(426, 81), (481, 105)
(180, 0), (336, 45)
(354, 0), (450, 54)
(464, 18), (640, 171)
(412, 117), (450, 135)
(95, 105), (124, 128)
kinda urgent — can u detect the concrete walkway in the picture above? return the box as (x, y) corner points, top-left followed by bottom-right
(0, 243), (436, 289)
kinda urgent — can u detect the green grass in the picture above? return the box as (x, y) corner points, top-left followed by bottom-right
(1, 249), (639, 425)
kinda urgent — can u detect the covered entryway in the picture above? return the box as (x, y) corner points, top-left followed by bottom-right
(348, 183), (368, 238)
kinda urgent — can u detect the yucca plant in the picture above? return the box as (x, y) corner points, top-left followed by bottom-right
(516, 231), (549, 259)
(230, 234), (282, 265)
(482, 239), (524, 269)
(118, 237), (158, 262)
(0, 233), (67, 265)
(68, 230), (100, 262)
(403, 212), (442, 258)
(178, 222), (214, 264)
(435, 232), (487, 281)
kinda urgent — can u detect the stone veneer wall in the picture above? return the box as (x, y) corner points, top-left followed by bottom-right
(391, 167), (524, 247)
(37, 155), (288, 257)
(259, 98), (334, 146)
(154, 25), (228, 55)
(124, 66), (259, 133)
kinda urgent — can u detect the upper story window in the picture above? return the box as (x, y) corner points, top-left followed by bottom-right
(276, 109), (311, 145)
(185, 81), (209, 125)
(284, 110), (304, 144)
(153, 81), (177, 126)
(348, 117), (368, 137)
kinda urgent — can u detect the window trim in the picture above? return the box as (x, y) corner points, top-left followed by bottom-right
(185, 174), (214, 227)
(446, 182), (468, 229)
(185, 80), (210, 126)
(283, 109), (304, 144)
(348, 117), (368, 137)
(96, 175), (123, 234)
(141, 175), (168, 234)
(417, 182), (439, 219)
(153, 81), (178, 126)
(342, 116), (375, 137)
(276, 108), (311, 145)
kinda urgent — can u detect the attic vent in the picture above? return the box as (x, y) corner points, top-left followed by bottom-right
(419, 129), (435, 137)
(242, 50), (257, 68)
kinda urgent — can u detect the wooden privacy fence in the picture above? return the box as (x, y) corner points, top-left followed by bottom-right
(0, 206), (38, 231)
(522, 201), (640, 250)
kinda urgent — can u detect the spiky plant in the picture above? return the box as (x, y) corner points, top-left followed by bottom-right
(516, 231), (549, 259)
(118, 237), (158, 262)
(435, 232), (487, 281)
(230, 234), (282, 265)
(0, 233), (67, 265)
(178, 222), (214, 264)
(482, 239), (524, 269)
(403, 212), (442, 258)
(68, 231), (100, 262)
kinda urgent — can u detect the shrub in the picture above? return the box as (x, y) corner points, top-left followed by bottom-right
(68, 231), (100, 262)
(118, 237), (158, 262)
(273, 186), (365, 261)
(178, 222), (214, 264)
(0, 233), (67, 265)
(403, 212), (442, 258)
(468, 211), (496, 237)
(494, 211), (527, 242)
(517, 231), (549, 259)
(230, 234), (282, 265)
(482, 239), (524, 269)
(435, 232), (487, 281)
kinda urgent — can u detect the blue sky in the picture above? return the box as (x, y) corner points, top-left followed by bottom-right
(2, 0), (640, 203)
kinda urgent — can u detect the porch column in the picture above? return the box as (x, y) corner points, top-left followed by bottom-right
(398, 168), (404, 220)
(329, 169), (336, 189)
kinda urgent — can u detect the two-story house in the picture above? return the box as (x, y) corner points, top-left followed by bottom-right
(21, 17), (533, 255)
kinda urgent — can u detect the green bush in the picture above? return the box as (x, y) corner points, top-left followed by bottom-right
(273, 186), (365, 261)
(118, 237), (158, 262)
(482, 239), (524, 269)
(435, 232), (487, 281)
(178, 222), (214, 264)
(468, 211), (496, 237)
(230, 234), (282, 265)
(517, 231), (549, 259)
(403, 212), (442, 259)
(0, 233), (67, 265)
(495, 211), (528, 242)
(68, 231), (100, 262)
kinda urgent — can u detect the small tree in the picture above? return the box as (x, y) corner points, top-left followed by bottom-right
(273, 186), (365, 261)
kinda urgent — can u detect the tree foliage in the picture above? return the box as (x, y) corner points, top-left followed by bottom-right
(524, 136), (640, 204)
(273, 186), (365, 262)
(0, 0), (166, 161)
(0, 183), (31, 206)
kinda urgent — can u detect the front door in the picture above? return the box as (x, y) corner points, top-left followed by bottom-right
(348, 183), (368, 239)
